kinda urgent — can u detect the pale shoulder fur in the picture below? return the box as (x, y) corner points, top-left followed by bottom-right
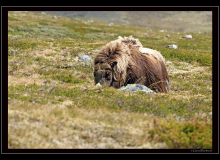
(140, 48), (165, 63)
(117, 35), (165, 63)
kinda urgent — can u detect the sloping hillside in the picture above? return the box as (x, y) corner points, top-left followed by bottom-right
(8, 11), (212, 149)
(36, 11), (212, 33)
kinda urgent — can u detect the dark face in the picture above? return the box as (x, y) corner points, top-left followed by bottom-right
(94, 69), (112, 86)
(94, 62), (122, 88)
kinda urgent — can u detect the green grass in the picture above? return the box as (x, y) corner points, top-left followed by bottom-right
(52, 74), (87, 84)
(8, 11), (212, 149)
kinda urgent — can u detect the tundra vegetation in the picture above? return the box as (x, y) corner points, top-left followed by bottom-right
(8, 11), (212, 149)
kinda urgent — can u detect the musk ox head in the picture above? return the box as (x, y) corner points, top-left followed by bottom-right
(94, 39), (130, 88)
(94, 62), (123, 88)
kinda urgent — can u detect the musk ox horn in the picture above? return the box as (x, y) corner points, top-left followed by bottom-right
(112, 65), (123, 82)
(113, 74), (123, 82)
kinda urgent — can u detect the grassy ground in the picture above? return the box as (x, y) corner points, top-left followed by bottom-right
(8, 11), (212, 149)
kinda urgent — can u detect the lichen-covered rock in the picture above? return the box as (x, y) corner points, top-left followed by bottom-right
(183, 35), (193, 39)
(79, 55), (91, 62)
(118, 84), (156, 94)
(166, 44), (178, 49)
(108, 23), (114, 27)
(165, 61), (173, 65)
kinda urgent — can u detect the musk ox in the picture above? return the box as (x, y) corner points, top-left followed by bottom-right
(94, 36), (170, 93)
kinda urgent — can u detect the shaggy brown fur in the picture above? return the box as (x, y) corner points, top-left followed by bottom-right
(118, 36), (165, 63)
(94, 37), (170, 93)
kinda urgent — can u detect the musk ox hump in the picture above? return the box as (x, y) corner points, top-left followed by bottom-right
(117, 35), (165, 63)
(118, 35), (143, 51)
(140, 48), (165, 63)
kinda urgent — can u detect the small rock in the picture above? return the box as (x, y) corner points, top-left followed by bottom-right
(79, 55), (91, 62)
(108, 23), (114, 27)
(52, 16), (57, 19)
(166, 35), (170, 38)
(166, 61), (172, 65)
(182, 35), (192, 39)
(166, 44), (178, 49)
(159, 30), (164, 32)
(119, 84), (155, 94)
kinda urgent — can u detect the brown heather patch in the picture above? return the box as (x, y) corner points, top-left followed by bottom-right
(167, 61), (211, 75)
(8, 101), (168, 149)
(167, 93), (210, 102)
(8, 74), (45, 87)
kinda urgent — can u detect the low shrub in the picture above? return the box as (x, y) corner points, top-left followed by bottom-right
(149, 119), (212, 149)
